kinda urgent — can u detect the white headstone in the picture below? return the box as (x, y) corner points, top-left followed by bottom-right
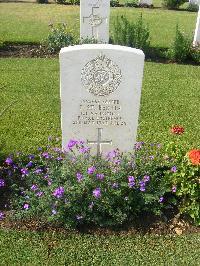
(193, 6), (200, 46)
(60, 44), (145, 156)
(138, 0), (153, 6)
(189, 0), (200, 5)
(80, 0), (110, 43)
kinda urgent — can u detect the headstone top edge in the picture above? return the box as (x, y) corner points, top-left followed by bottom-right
(59, 44), (145, 57)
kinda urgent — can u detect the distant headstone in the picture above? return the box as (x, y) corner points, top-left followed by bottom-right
(80, 0), (110, 43)
(60, 44), (145, 156)
(193, 6), (200, 46)
(189, 0), (200, 5)
(138, 0), (153, 6)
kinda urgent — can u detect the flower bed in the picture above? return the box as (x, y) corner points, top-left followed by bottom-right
(0, 127), (199, 228)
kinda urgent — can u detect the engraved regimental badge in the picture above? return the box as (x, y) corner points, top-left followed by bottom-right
(81, 54), (122, 97)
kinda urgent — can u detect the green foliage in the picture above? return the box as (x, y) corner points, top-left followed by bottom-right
(1, 136), (199, 228)
(36, 0), (48, 3)
(162, 0), (186, 9)
(110, 0), (120, 7)
(163, 142), (200, 224)
(187, 3), (199, 12)
(111, 14), (150, 52)
(190, 46), (200, 64)
(45, 23), (75, 53)
(55, 0), (67, 4)
(68, 0), (80, 5)
(124, 0), (138, 7)
(167, 25), (192, 62)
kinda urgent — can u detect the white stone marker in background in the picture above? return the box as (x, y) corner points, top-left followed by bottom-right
(80, 0), (110, 43)
(138, 0), (153, 6)
(60, 45), (145, 156)
(193, 5), (200, 46)
(189, 0), (200, 5)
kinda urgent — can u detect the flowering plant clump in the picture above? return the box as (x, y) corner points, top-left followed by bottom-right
(0, 131), (199, 227)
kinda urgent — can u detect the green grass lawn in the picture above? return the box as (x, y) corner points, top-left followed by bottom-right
(0, 229), (199, 265)
(0, 3), (197, 48)
(0, 58), (200, 156)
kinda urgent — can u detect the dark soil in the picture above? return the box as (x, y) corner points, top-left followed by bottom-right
(0, 211), (199, 235)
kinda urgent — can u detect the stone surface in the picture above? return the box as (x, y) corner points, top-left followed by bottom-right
(80, 0), (110, 43)
(193, 6), (200, 46)
(189, 0), (200, 5)
(138, 0), (153, 6)
(60, 44), (145, 156)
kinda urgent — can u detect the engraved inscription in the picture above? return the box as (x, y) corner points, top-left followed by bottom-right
(83, 7), (107, 36)
(73, 99), (126, 126)
(81, 54), (122, 96)
(87, 128), (112, 156)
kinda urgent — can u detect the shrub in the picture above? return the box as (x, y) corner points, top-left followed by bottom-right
(111, 14), (150, 52)
(36, 0), (48, 3)
(45, 23), (75, 53)
(190, 46), (200, 64)
(68, 0), (80, 5)
(55, 0), (67, 4)
(187, 3), (199, 12)
(124, 0), (138, 7)
(162, 0), (186, 9)
(167, 25), (192, 62)
(1, 126), (199, 228)
(110, 0), (120, 7)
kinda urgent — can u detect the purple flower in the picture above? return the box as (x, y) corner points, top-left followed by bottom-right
(26, 161), (33, 168)
(143, 175), (150, 182)
(76, 172), (83, 182)
(134, 142), (144, 150)
(5, 157), (13, 165)
(112, 182), (119, 189)
(21, 168), (29, 176)
(0, 179), (5, 188)
(52, 209), (57, 215)
(172, 185), (177, 193)
(36, 191), (43, 197)
(0, 211), (5, 220)
(114, 159), (121, 165)
(87, 166), (96, 175)
(96, 173), (104, 180)
(93, 187), (101, 198)
(38, 147), (42, 151)
(67, 139), (78, 149)
(89, 202), (94, 209)
(42, 152), (50, 159)
(149, 156), (154, 160)
(171, 166), (177, 173)
(34, 168), (42, 174)
(128, 176), (135, 188)
(139, 181), (146, 192)
(159, 197), (164, 203)
(23, 203), (29, 210)
(76, 215), (83, 220)
(106, 150), (118, 160)
(56, 157), (63, 161)
(53, 186), (65, 198)
(79, 147), (90, 154)
(31, 184), (38, 191)
(28, 154), (35, 160)
(47, 180), (52, 186)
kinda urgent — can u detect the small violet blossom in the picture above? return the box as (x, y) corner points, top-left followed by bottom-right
(93, 187), (101, 198)
(31, 184), (38, 191)
(76, 215), (83, 220)
(0, 211), (5, 220)
(36, 191), (43, 197)
(112, 182), (119, 189)
(0, 179), (5, 188)
(34, 168), (43, 174)
(128, 176), (135, 188)
(21, 168), (29, 176)
(96, 173), (104, 180)
(26, 161), (33, 168)
(171, 166), (177, 173)
(23, 203), (29, 210)
(79, 147), (90, 154)
(159, 197), (164, 203)
(143, 175), (150, 182)
(139, 181), (146, 192)
(89, 202), (94, 209)
(52, 209), (57, 215)
(5, 157), (13, 165)
(76, 172), (83, 182)
(87, 166), (96, 175)
(53, 187), (65, 198)
(67, 139), (78, 149)
(172, 185), (177, 193)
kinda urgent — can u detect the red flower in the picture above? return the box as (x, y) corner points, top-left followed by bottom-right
(188, 149), (200, 165)
(171, 125), (184, 135)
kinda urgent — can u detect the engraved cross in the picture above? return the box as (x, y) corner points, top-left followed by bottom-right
(83, 7), (107, 37)
(87, 128), (112, 156)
